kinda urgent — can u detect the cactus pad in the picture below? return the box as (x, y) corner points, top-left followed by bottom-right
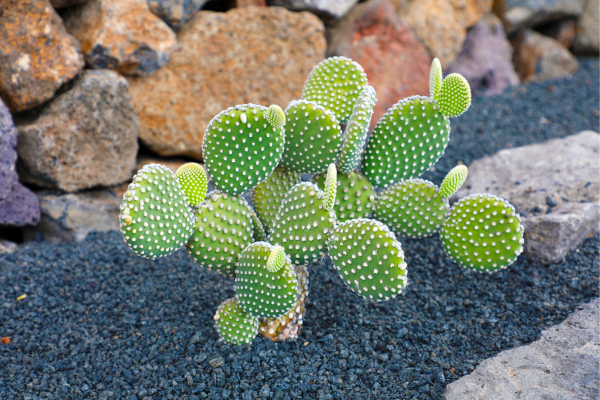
(267, 182), (336, 266)
(175, 162), (208, 207)
(362, 96), (451, 187)
(248, 206), (267, 242)
(435, 73), (471, 118)
(441, 194), (524, 272)
(120, 164), (195, 260)
(186, 191), (255, 277)
(203, 104), (285, 195)
(301, 56), (368, 123)
(214, 297), (259, 345)
(439, 165), (468, 198)
(312, 170), (376, 223)
(337, 85), (377, 174)
(328, 219), (408, 302)
(264, 104), (285, 129)
(323, 163), (337, 211)
(280, 100), (343, 174)
(252, 167), (302, 232)
(373, 179), (448, 238)
(429, 58), (443, 99)
(236, 242), (298, 319)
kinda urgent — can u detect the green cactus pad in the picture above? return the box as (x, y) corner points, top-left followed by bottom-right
(280, 100), (343, 174)
(323, 163), (337, 211)
(264, 104), (285, 129)
(441, 194), (524, 272)
(373, 179), (448, 238)
(186, 191), (255, 277)
(202, 103), (285, 195)
(120, 164), (195, 260)
(337, 85), (377, 174)
(214, 297), (259, 345)
(251, 167), (302, 233)
(301, 56), (368, 123)
(439, 165), (468, 198)
(236, 242), (298, 319)
(435, 73), (471, 118)
(248, 205), (267, 242)
(175, 162), (208, 206)
(362, 96), (451, 188)
(312, 170), (376, 223)
(267, 182), (336, 266)
(328, 219), (408, 302)
(429, 58), (443, 99)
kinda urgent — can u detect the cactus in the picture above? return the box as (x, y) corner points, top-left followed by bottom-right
(440, 194), (524, 272)
(435, 73), (471, 118)
(202, 104), (285, 195)
(252, 167), (302, 232)
(175, 162), (208, 207)
(186, 191), (255, 277)
(214, 297), (259, 345)
(439, 165), (468, 198)
(328, 219), (408, 302)
(337, 85), (377, 174)
(312, 170), (376, 223)
(120, 164), (195, 260)
(236, 243), (298, 319)
(279, 100), (343, 174)
(429, 58), (443, 99)
(302, 56), (368, 123)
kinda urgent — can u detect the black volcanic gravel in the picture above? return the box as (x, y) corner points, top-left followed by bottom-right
(0, 58), (599, 400)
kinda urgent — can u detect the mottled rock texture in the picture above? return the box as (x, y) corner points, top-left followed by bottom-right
(0, 0), (84, 112)
(127, 7), (326, 160)
(269, 0), (358, 20)
(15, 70), (139, 193)
(572, 0), (600, 55)
(495, 0), (586, 34)
(0, 99), (18, 201)
(64, 0), (177, 76)
(50, 0), (86, 8)
(148, 0), (209, 30)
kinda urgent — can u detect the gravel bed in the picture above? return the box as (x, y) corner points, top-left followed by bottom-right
(0, 58), (598, 400)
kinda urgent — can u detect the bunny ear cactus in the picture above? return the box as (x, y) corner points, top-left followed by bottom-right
(441, 194), (524, 272)
(202, 104), (285, 195)
(214, 297), (259, 345)
(439, 165), (468, 198)
(120, 164), (195, 260)
(301, 56), (368, 123)
(175, 162), (208, 206)
(429, 58), (443, 99)
(435, 74), (471, 118)
(328, 219), (408, 302)
(252, 167), (302, 232)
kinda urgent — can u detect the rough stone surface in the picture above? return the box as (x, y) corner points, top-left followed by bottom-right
(147, 0), (209, 30)
(22, 188), (124, 243)
(0, 239), (18, 254)
(15, 70), (139, 193)
(572, 0), (600, 55)
(270, 0), (358, 20)
(64, 0), (177, 76)
(444, 298), (600, 400)
(0, 99), (18, 201)
(127, 7), (326, 160)
(50, 0), (86, 8)
(447, 14), (519, 97)
(237, 0), (266, 6)
(511, 29), (579, 83)
(394, 0), (493, 65)
(454, 131), (600, 264)
(538, 18), (577, 49)
(0, 0), (85, 112)
(327, 0), (430, 129)
(495, 0), (586, 34)
(0, 182), (41, 227)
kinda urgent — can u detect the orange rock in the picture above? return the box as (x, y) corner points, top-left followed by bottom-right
(1, 337), (10, 344)
(0, 0), (84, 112)
(327, 0), (430, 130)
(127, 7), (326, 160)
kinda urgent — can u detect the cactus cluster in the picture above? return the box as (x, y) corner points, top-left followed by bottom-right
(119, 56), (524, 346)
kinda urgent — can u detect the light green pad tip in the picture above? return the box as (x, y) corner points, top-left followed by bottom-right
(441, 194), (524, 273)
(175, 162), (208, 207)
(120, 163), (195, 260)
(301, 56), (368, 123)
(214, 297), (259, 345)
(429, 58), (443, 99)
(435, 73), (471, 118)
(439, 165), (468, 198)
(327, 218), (408, 302)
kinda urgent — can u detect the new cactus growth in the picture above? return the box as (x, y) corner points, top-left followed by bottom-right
(439, 165), (468, 198)
(252, 167), (302, 232)
(175, 162), (208, 206)
(435, 74), (471, 118)
(214, 297), (259, 345)
(429, 58), (443, 99)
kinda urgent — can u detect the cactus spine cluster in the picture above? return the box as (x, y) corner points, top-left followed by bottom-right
(119, 56), (524, 346)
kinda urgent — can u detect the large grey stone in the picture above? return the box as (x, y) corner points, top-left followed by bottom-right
(454, 131), (600, 264)
(0, 182), (41, 227)
(0, 98), (18, 201)
(15, 70), (139, 193)
(496, 0), (586, 34)
(269, 0), (359, 20)
(572, 0), (600, 56)
(444, 298), (600, 399)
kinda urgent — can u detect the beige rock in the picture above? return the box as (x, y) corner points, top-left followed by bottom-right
(495, 0), (585, 35)
(572, 0), (600, 55)
(394, 0), (493, 65)
(64, 0), (177, 76)
(0, 0), (84, 112)
(0, 239), (18, 254)
(127, 7), (326, 160)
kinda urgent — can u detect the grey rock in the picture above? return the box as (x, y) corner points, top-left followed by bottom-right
(15, 70), (139, 193)
(572, 0), (600, 55)
(22, 186), (127, 243)
(50, 0), (86, 8)
(497, 0), (585, 34)
(0, 181), (41, 227)
(147, 0), (209, 30)
(447, 14), (520, 97)
(444, 298), (600, 400)
(0, 98), (18, 201)
(268, 0), (359, 20)
(0, 239), (18, 254)
(454, 131), (600, 264)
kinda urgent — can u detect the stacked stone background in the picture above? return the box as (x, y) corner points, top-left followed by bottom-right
(0, 0), (598, 265)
